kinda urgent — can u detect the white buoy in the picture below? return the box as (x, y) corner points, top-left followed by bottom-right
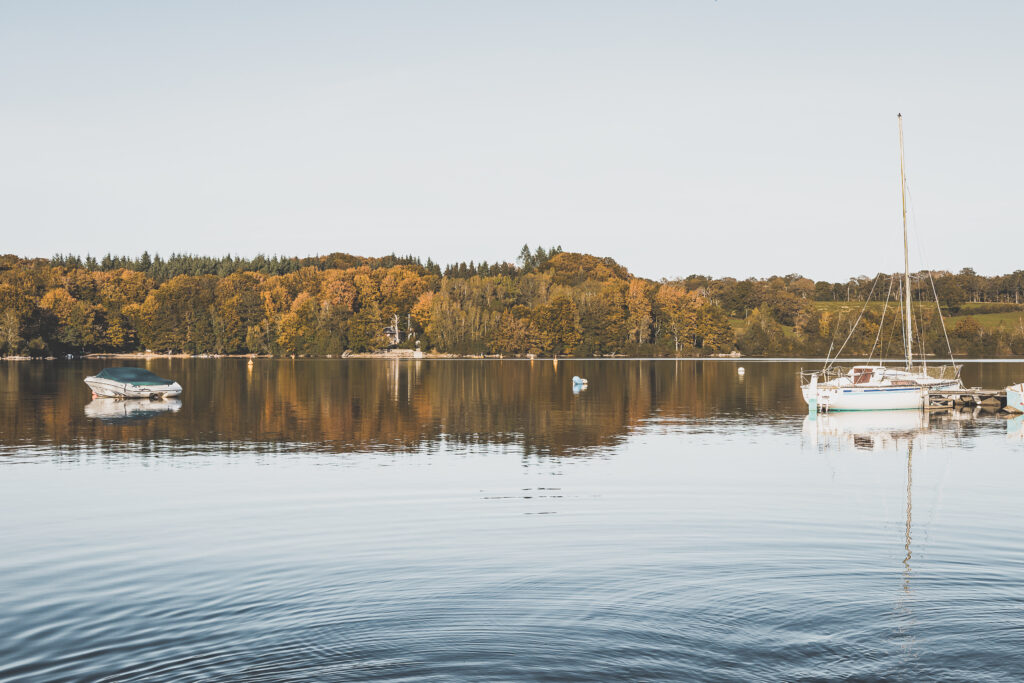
(737, 367), (745, 375)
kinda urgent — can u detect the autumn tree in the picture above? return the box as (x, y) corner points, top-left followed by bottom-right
(136, 275), (218, 353)
(532, 295), (582, 355)
(655, 286), (699, 353)
(625, 278), (653, 345)
(213, 272), (265, 354)
(277, 292), (321, 355)
(0, 283), (33, 355)
(488, 307), (532, 355)
(0, 310), (22, 356)
(543, 252), (630, 287)
(39, 288), (102, 354)
(694, 299), (734, 353)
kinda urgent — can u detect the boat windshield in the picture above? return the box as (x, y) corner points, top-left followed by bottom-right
(851, 367), (875, 384)
(94, 367), (173, 385)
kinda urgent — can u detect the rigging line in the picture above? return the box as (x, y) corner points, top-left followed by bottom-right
(914, 282), (928, 371)
(913, 273), (933, 370)
(883, 277), (904, 361)
(884, 293), (902, 360)
(926, 268), (957, 365)
(896, 280), (908, 363)
(869, 273), (896, 362)
(904, 177), (956, 366)
(823, 328), (838, 370)
(824, 318), (840, 368)
(911, 272), (936, 371)
(825, 273), (881, 369)
(913, 274), (929, 366)
(823, 295), (847, 368)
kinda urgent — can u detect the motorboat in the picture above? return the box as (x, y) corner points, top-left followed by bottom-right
(801, 114), (963, 412)
(84, 367), (183, 399)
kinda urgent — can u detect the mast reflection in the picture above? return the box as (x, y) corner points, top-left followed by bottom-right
(803, 411), (930, 652)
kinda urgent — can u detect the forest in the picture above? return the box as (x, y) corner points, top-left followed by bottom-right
(1, 246), (1023, 358)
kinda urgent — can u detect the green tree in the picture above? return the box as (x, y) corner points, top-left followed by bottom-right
(136, 275), (218, 353)
(736, 308), (789, 356)
(348, 303), (387, 352)
(213, 272), (265, 354)
(533, 295), (582, 355)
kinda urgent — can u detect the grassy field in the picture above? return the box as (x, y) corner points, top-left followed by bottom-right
(809, 301), (1023, 331)
(943, 311), (1024, 332)
(730, 302), (1024, 334)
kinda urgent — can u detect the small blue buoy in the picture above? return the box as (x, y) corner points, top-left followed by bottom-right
(572, 376), (588, 386)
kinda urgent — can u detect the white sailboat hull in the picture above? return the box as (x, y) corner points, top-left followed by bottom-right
(802, 383), (925, 411)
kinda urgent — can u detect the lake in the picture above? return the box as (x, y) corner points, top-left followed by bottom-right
(2, 359), (1023, 681)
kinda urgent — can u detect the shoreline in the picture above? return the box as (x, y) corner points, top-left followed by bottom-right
(4, 353), (1024, 363)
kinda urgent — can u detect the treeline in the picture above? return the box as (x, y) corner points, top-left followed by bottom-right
(47, 251), (438, 284)
(735, 305), (1024, 359)
(0, 247), (731, 358)
(2, 249), (1022, 358)
(690, 267), (1024, 317)
(691, 270), (1024, 358)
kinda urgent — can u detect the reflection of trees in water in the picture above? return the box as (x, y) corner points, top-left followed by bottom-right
(2, 360), (817, 455)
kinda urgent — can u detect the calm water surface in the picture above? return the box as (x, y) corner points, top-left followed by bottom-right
(1, 359), (1023, 681)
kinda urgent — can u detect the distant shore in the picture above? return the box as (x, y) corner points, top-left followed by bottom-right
(5, 352), (1024, 362)
(2, 350), (747, 361)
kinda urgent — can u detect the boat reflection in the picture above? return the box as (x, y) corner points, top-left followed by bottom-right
(803, 412), (927, 649)
(1007, 415), (1024, 440)
(801, 407), (993, 452)
(84, 398), (182, 423)
(803, 410), (930, 452)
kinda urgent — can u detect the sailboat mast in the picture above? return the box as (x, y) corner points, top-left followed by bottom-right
(898, 113), (913, 369)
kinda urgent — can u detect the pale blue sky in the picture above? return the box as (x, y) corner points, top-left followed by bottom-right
(1, 1), (1020, 280)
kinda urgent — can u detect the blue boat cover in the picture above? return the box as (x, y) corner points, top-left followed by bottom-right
(94, 367), (173, 385)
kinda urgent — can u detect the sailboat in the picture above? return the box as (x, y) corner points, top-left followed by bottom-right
(802, 114), (963, 412)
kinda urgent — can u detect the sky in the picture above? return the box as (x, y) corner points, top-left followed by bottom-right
(1, 1), (1020, 281)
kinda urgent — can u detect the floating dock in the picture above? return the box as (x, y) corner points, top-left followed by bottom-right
(925, 388), (1008, 410)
